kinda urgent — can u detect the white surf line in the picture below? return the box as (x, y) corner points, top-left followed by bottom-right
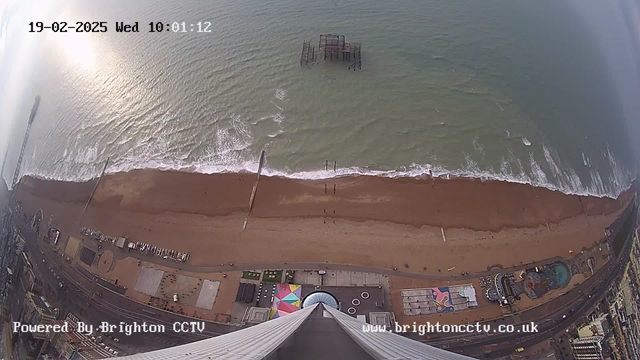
(441, 227), (447, 242)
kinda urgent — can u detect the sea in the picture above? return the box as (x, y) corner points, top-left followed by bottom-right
(1, 0), (639, 198)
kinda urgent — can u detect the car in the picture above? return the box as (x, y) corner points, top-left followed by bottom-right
(515, 347), (525, 353)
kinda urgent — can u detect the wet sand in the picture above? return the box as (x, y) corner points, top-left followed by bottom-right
(14, 170), (635, 275)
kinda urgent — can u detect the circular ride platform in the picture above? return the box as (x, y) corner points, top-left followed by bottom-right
(97, 250), (114, 273)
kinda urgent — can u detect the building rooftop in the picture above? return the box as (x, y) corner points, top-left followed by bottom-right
(26, 292), (54, 317)
(243, 307), (270, 324)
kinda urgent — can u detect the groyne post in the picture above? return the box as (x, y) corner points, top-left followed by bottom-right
(78, 158), (109, 226)
(243, 150), (266, 230)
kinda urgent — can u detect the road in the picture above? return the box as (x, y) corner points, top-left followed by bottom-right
(104, 243), (568, 282)
(12, 218), (241, 355)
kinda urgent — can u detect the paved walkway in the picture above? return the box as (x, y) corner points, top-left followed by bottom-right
(103, 239), (573, 281)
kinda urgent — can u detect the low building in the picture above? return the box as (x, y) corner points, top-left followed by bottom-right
(114, 237), (127, 249)
(369, 312), (395, 328)
(21, 292), (56, 339)
(13, 292), (58, 359)
(49, 327), (114, 359)
(47, 314), (116, 359)
(577, 313), (609, 338)
(570, 336), (605, 360)
(242, 307), (270, 324)
(401, 284), (478, 315)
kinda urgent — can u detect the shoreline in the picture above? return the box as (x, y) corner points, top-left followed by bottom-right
(20, 161), (635, 199)
(16, 169), (634, 232)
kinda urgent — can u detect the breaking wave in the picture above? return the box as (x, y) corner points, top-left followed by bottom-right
(20, 144), (635, 200)
(16, 80), (635, 201)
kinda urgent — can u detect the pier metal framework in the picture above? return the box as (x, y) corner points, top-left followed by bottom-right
(300, 40), (317, 67)
(300, 34), (361, 70)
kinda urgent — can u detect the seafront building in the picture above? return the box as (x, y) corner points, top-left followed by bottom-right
(47, 313), (115, 359)
(561, 219), (640, 359)
(570, 336), (605, 360)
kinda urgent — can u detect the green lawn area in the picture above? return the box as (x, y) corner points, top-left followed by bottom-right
(262, 270), (283, 283)
(242, 271), (262, 280)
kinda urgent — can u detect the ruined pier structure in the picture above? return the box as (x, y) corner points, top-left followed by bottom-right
(300, 34), (361, 70)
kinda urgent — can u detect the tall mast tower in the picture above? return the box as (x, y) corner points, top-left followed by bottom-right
(11, 96), (40, 192)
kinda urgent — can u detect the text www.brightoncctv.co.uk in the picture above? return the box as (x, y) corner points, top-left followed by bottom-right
(362, 322), (539, 336)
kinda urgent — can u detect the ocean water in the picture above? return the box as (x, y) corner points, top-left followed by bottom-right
(1, 0), (639, 197)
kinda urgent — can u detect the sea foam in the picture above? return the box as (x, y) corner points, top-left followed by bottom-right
(19, 149), (635, 200)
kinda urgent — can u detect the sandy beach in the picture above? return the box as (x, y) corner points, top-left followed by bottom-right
(14, 170), (634, 275)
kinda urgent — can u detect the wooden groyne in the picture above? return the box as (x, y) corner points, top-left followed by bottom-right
(243, 150), (266, 230)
